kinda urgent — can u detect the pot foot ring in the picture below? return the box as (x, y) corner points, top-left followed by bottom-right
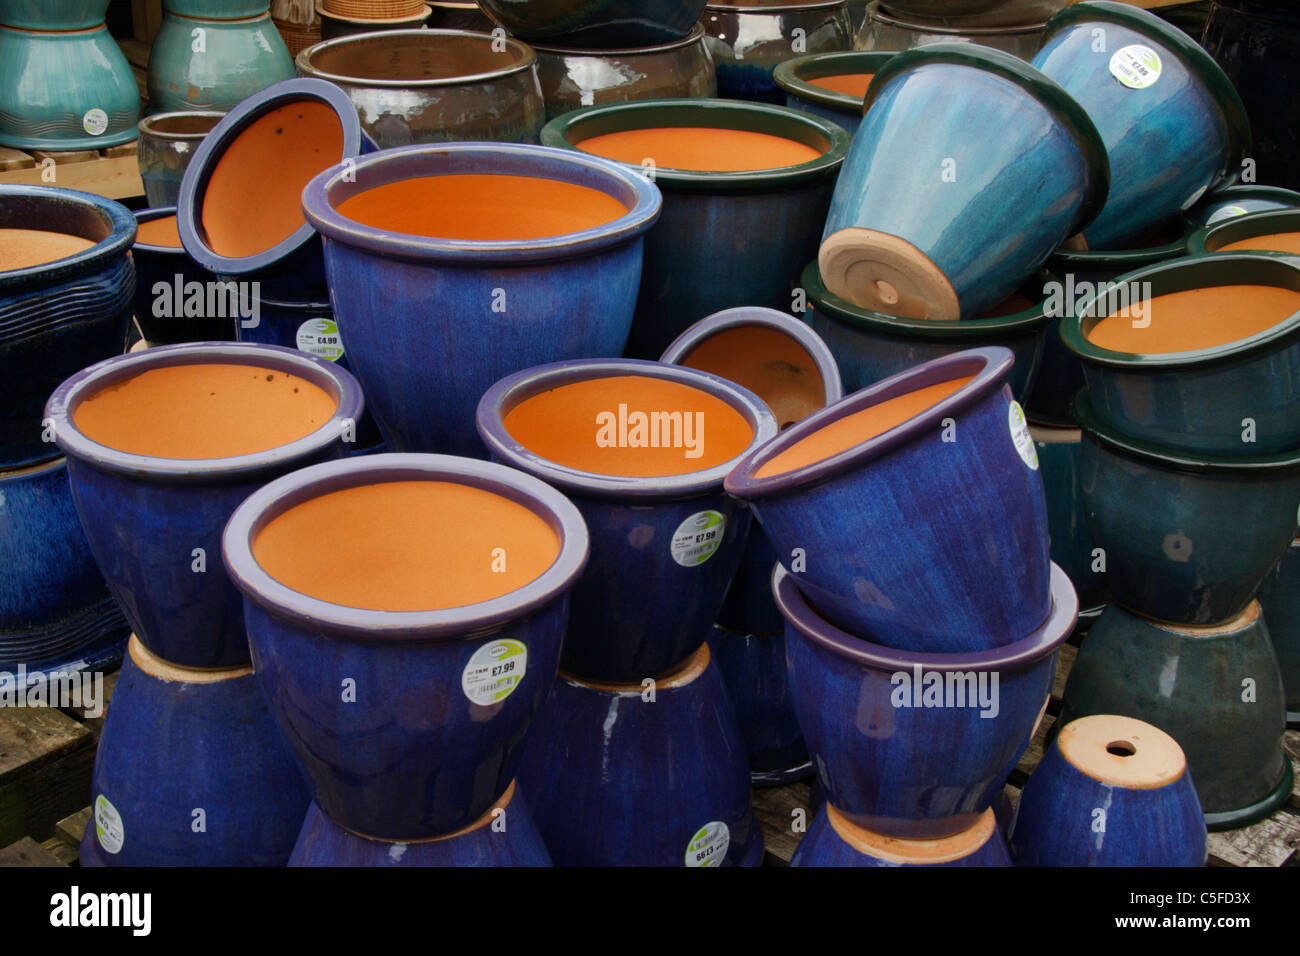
(818, 227), (960, 320)
(751, 759), (814, 788)
(1203, 759), (1294, 832)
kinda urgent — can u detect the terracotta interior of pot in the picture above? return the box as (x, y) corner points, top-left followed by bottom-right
(576, 126), (825, 173)
(1084, 284), (1300, 354)
(806, 73), (874, 98)
(141, 112), (223, 137)
(827, 804), (997, 864)
(72, 362), (338, 459)
(135, 215), (183, 249)
(679, 325), (826, 430)
(1057, 714), (1185, 790)
(304, 32), (527, 82)
(0, 199), (109, 272)
(0, 229), (96, 271)
(502, 373), (755, 477)
(1219, 231), (1300, 256)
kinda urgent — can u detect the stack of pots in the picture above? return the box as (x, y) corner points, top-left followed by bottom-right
(855, 1), (1065, 60)
(316, 0), (431, 38)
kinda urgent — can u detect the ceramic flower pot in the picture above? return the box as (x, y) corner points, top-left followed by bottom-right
(289, 781), (552, 866)
(775, 561), (1077, 838)
(877, 0), (1065, 27)
(1, 185), (135, 470)
(855, 3), (1046, 60)
(136, 111), (225, 209)
(222, 452), (589, 839)
(792, 805), (1010, 866)
(80, 635), (310, 867)
(1009, 714), (1206, 865)
(130, 207), (234, 345)
(541, 98), (850, 358)
(1031, 424), (1106, 612)
(1030, 1), (1250, 251)
(515, 644), (763, 866)
(1186, 184), (1300, 231)
(1258, 537), (1300, 727)
(478, 0), (708, 47)
(316, 3), (431, 39)
(702, 1), (854, 103)
(0, 0), (110, 30)
(166, 0), (270, 17)
(1188, 207), (1300, 260)
(146, 11), (295, 113)
(773, 50), (894, 134)
(426, 0), (495, 31)
(478, 358), (777, 681)
(1074, 389), (1300, 626)
(1060, 601), (1292, 830)
(727, 347), (1052, 653)
(301, 142), (661, 456)
(295, 30), (545, 148)
(45, 342), (364, 668)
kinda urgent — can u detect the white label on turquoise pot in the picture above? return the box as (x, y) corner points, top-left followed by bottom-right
(685, 821), (730, 867)
(461, 639), (527, 706)
(1109, 45), (1162, 90)
(1207, 204), (1251, 225)
(296, 318), (344, 362)
(94, 794), (124, 855)
(1009, 402), (1039, 471)
(670, 510), (727, 567)
(82, 108), (109, 136)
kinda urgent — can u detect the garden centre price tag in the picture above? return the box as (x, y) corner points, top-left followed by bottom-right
(1009, 402), (1038, 470)
(670, 510), (726, 567)
(83, 108), (108, 136)
(461, 639), (527, 705)
(1109, 45), (1162, 90)
(94, 793), (124, 855)
(296, 318), (344, 361)
(685, 821), (729, 867)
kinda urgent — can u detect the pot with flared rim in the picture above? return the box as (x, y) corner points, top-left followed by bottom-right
(136, 110), (225, 209)
(1185, 184), (1300, 231)
(702, 1), (854, 103)
(773, 49), (896, 134)
(1187, 206), (1300, 260)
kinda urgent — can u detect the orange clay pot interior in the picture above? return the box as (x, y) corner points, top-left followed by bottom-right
(0, 228), (96, 271)
(808, 73), (874, 98)
(576, 127), (824, 172)
(680, 325), (826, 429)
(1085, 285), (1300, 354)
(135, 215), (183, 249)
(1219, 231), (1300, 257)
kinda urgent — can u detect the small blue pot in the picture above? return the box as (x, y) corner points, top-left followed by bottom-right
(727, 347), (1052, 654)
(146, 11), (294, 113)
(773, 50), (897, 134)
(1188, 206), (1300, 258)
(1185, 184), (1300, 230)
(131, 207), (233, 345)
(223, 453), (590, 839)
(819, 43), (1108, 320)
(792, 805), (1011, 867)
(1009, 714), (1206, 866)
(1259, 537), (1300, 727)
(516, 644), (763, 866)
(1031, 424), (1106, 611)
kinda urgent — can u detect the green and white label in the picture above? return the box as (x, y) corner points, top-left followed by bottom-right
(461, 639), (527, 705)
(685, 821), (729, 867)
(82, 108), (109, 136)
(296, 318), (344, 362)
(670, 510), (726, 567)
(1009, 401), (1038, 471)
(1109, 45), (1161, 90)
(94, 794), (124, 855)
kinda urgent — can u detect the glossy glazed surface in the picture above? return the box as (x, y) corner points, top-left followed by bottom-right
(1258, 539), (1300, 725)
(792, 805), (1012, 866)
(146, 12), (294, 113)
(130, 207), (233, 345)
(1031, 425), (1106, 610)
(702, 2), (853, 103)
(136, 111), (224, 209)
(478, 0), (708, 47)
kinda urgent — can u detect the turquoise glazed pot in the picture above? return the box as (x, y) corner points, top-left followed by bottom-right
(542, 98), (849, 358)
(1258, 537), (1300, 727)
(1074, 389), (1300, 626)
(819, 44), (1108, 321)
(774, 50), (895, 134)
(1188, 207), (1300, 257)
(702, 1), (854, 103)
(146, 11), (294, 113)
(477, 0), (708, 47)
(1009, 714), (1207, 865)
(165, 0), (270, 17)
(136, 110), (225, 209)
(1060, 601), (1292, 830)
(1186, 184), (1300, 230)
(1031, 424), (1106, 612)
(0, 24), (140, 149)
(130, 207), (233, 345)
(0, 1), (109, 30)
(1031, 1), (1250, 250)
(792, 805), (1010, 867)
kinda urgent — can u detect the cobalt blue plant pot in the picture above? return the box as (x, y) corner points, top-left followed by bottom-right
(775, 561), (1077, 839)
(222, 453), (590, 839)
(477, 0), (707, 47)
(1031, 424), (1106, 612)
(1186, 184), (1300, 231)
(478, 358), (777, 682)
(45, 342), (364, 668)
(80, 635), (310, 866)
(792, 805), (1010, 867)
(515, 644), (763, 865)
(1031, 1), (1250, 251)
(702, 1), (854, 103)
(773, 50), (896, 134)
(302, 142), (662, 456)
(1188, 207), (1300, 259)
(727, 346), (1052, 653)
(1, 185), (135, 469)
(1259, 537), (1300, 727)
(131, 207), (234, 345)
(288, 781), (552, 867)
(1008, 714), (1207, 866)
(818, 43), (1108, 320)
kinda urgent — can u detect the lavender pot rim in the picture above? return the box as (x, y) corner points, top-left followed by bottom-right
(0, 185), (136, 292)
(476, 358), (778, 501)
(295, 28), (536, 90)
(527, 22), (707, 56)
(221, 452), (590, 643)
(44, 341), (365, 482)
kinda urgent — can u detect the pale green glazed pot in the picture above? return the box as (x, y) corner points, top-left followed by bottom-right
(146, 11), (295, 113)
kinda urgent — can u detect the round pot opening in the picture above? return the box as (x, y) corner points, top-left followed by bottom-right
(0, 187), (135, 284)
(298, 29), (534, 86)
(137, 111), (225, 139)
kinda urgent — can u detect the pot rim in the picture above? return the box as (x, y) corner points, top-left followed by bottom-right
(705, 1), (847, 11)
(221, 452), (591, 642)
(773, 561), (1078, 672)
(296, 28), (534, 88)
(136, 110), (227, 140)
(1189, 184), (1300, 227)
(165, 9), (272, 23)
(1188, 207), (1300, 257)
(0, 185), (136, 291)
(773, 50), (897, 113)
(475, 357), (778, 501)
(1050, 229), (1189, 271)
(870, 4), (1047, 35)
(532, 22), (706, 55)
(724, 345), (1014, 501)
(44, 341), (366, 481)
(132, 206), (187, 255)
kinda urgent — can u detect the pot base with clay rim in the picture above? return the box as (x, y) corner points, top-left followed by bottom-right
(1258, 537), (1300, 728)
(819, 227), (962, 320)
(792, 805), (1010, 867)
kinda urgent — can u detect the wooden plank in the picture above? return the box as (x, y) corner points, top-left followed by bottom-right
(29, 149), (101, 166)
(41, 835), (80, 866)
(1010, 711), (1055, 787)
(0, 836), (67, 867)
(1050, 643), (1077, 712)
(0, 154), (144, 200)
(0, 709), (97, 848)
(103, 142), (139, 160)
(1286, 730), (1299, 813)
(130, 0), (164, 45)
(1207, 808), (1300, 868)
(0, 147), (34, 172)
(118, 37), (152, 72)
(55, 808), (91, 848)
(752, 781), (813, 866)
(64, 668), (118, 739)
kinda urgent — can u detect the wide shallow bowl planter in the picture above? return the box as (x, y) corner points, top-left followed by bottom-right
(130, 207), (234, 345)
(775, 561), (1077, 838)
(1030, 0), (1250, 251)
(1009, 714), (1206, 865)
(727, 346), (1051, 653)
(478, 0), (707, 48)
(136, 111), (224, 209)
(303, 142), (661, 456)
(146, 11), (295, 113)
(296, 30), (545, 148)
(515, 644), (763, 866)
(289, 781), (551, 866)
(80, 635), (310, 866)
(45, 342), (364, 668)
(702, 1), (854, 103)
(774, 50), (894, 134)
(1060, 602), (1292, 830)
(1259, 537), (1300, 727)
(542, 98), (849, 358)
(1186, 184), (1300, 230)
(1188, 207), (1300, 259)
(855, 3), (1046, 59)
(223, 453), (589, 839)
(478, 358), (776, 681)
(316, 2), (432, 39)
(0, 0), (110, 30)
(1031, 424), (1106, 612)
(792, 805), (1010, 866)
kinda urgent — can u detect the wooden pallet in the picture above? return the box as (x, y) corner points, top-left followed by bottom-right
(0, 143), (144, 201)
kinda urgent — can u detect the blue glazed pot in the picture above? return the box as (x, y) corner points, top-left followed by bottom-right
(727, 347), (1052, 653)
(478, 358), (777, 682)
(222, 453), (590, 839)
(1031, 424), (1106, 611)
(131, 207), (234, 345)
(289, 781), (552, 867)
(775, 561), (1077, 838)
(136, 110), (225, 209)
(478, 0), (707, 47)
(45, 342), (364, 668)
(166, 0), (269, 17)
(516, 644), (763, 865)
(80, 635), (310, 866)
(146, 11), (294, 113)
(1258, 537), (1300, 728)
(303, 142), (662, 456)
(792, 805), (1010, 867)
(773, 50), (896, 134)
(1060, 601), (1292, 830)
(0, 1), (109, 30)
(702, 1), (854, 103)
(1188, 207), (1300, 258)
(1009, 714), (1206, 866)
(1186, 184), (1300, 231)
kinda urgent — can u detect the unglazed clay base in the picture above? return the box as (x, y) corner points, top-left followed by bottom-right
(128, 634), (252, 682)
(1057, 714), (1187, 790)
(826, 804), (997, 864)
(818, 227), (960, 320)
(1146, 600), (1261, 638)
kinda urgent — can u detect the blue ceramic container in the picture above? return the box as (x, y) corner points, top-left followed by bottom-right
(818, 43), (1108, 320)
(516, 644), (763, 866)
(80, 635), (310, 866)
(136, 110), (225, 209)
(1188, 207), (1300, 258)
(1186, 184), (1300, 230)
(302, 142), (661, 456)
(477, 0), (708, 47)
(146, 11), (294, 113)
(773, 50), (896, 134)
(1031, 424), (1106, 611)
(1, 186), (135, 470)
(702, 1), (854, 103)
(131, 207), (233, 345)
(45, 342), (364, 668)
(1009, 714), (1206, 866)
(166, 0), (269, 17)
(223, 453), (589, 839)
(727, 347), (1052, 653)
(0, 1), (110, 30)
(478, 358), (777, 682)
(289, 781), (552, 867)
(792, 805), (1011, 867)
(775, 561), (1077, 838)
(1258, 537), (1300, 727)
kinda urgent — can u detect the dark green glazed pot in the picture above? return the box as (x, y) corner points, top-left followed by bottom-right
(1060, 601), (1292, 830)
(1188, 207), (1300, 257)
(773, 50), (896, 134)
(1257, 536), (1300, 728)
(1185, 184), (1300, 231)
(1031, 423), (1106, 612)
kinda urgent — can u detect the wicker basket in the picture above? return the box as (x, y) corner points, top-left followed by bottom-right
(274, 15), (322, 56)
(322, 0), (425, 17)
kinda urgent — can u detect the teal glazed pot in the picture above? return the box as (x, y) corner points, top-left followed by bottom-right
(1060, 253), (1300, 456)
(1032, 424), (1106, 612)
(855, 3), (1046, 60)
(1060, 601), (1292, 830)
(0, 1), (109, 30)
(477, 0), (708, 48)
(819, 44), (1108, 321)
(542, 98), (850, 359)
(165, 0), (270, 17)
(792, 805), (1010, 867)
(0, 24), (140, 149)
(1188, 207), (1300, 258)
(702, 1), (854, 103)
(774, 50), (894, 134)
(136, 110), (225, 209)
(1030, 1), (1250, 251)
(1258, 537), (1300, 727)
(146, 12), (295, 113)
(1074, 389), (1300, 626)
(1186, 184), (1300, 230)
